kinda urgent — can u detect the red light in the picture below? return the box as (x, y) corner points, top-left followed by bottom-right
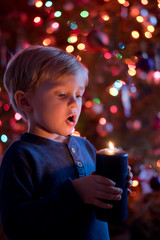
(33, 16), (42, 24)
(3, 104), (10, 111)
(110, 105), (118, 113)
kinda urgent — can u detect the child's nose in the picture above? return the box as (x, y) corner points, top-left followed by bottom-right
(68, 97), (78, 109)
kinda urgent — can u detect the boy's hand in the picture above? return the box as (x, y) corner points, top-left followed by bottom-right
(72, 175), (123, 209)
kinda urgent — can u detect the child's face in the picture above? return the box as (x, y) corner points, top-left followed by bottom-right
(28, 73), (86, 140)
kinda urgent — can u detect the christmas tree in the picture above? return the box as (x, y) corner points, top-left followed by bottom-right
(1, 0), (160, 238)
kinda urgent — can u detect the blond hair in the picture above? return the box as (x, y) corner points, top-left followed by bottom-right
(4, 45), (88, 119)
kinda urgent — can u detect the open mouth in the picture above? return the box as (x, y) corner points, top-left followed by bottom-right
(66, 114), (76, 126)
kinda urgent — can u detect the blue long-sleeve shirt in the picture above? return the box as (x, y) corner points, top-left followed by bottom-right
(0, 132), (109, 240)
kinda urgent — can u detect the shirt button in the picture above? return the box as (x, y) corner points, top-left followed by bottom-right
(77, 161), (83, 167)
(71, 147), (76, 153)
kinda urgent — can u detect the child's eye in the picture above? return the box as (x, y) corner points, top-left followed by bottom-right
(76, 95), (82, 99)
(57, 93), (66, 97)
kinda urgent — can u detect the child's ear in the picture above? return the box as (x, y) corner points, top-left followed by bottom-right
(14, 90), (32, 112)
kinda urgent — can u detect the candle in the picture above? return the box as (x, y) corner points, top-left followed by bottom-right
(95, 142), (128, 223)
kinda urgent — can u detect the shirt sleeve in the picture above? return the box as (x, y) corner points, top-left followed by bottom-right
(0, 147), (84, 240)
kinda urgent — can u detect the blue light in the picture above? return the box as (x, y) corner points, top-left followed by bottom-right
(1, 134), (8, 143)
(45, 1), (53, 7)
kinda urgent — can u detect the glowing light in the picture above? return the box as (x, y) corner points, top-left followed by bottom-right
(93, 98), (101, 104)
(147, 25), (155, 33)
(118, 0), (125, 4)
(71, 130), (81, 137)
(80, 11), (89, 18)
(157, 160), (160, 168)
(0, 120), (2, 127)
(77, 43), (85, 51)
(51, 22), (59, 30)
(131, 31), (140, 39)
(136, 16), (144, 23)
(114, 80), (123, 89)
(128, 68), (136, 76)
(85, 100), (92, 108)
(3, 104), (10, 111)
(46, 27), (54, 34)
(104, 52), (112, 59)
(144, 31), (152, 39)
(35, 1), (43, 8)
(109, 141), (114, 149)
(45, 1), (53, 7)
(153, 71), (160, 83)
(43, 38), (51, 46)
(33, 16), (42, 24)
(130, 7), (139, 17)
(109, 87), (119, 96)
(118, 42), (125, 49)
(68, 34), (78, 44)
(54, 11), (62, 18)
(132, 180), (139, 187)
(99, 117), (107, 125)
(141, 0), (148, 5)
(76, 55), (82, 61)
(110, 105), (118, 113)
(14, 112), (22, 121)
(66, 45), (74, 53)
(101, 14), (110, 21)
(140, 9), (148, 17)
(1, 134), (8, 143)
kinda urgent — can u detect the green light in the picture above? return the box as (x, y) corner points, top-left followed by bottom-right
(80, 11), (89, 18)
(116, 53), (122, 59)
(93, 98), (101, 104)
(54, 11), (62, 18)
(67, 37), (71, 43)
(1, 134), (8, 143)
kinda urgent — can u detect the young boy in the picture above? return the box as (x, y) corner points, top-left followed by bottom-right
(0, 46), (132, 240)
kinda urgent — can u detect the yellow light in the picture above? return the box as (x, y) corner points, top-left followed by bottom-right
(71, 130), (81, 137)
(147, 25), (155, 33)
(109, 141), (114, 149)
(158, 3), (160, 8)
(77, 43), (85, 50)
(101, 14), (110, 21)
(131, 30), (140, 39)
(128, 68), (136, 76)
(69, 34), (78, 43)
(118, 0), (125, 4)
(144, 31), (152, 39)
(141, 0), (148, 5)
(109, 87), (119, 96)
(43, 38), (51, 46)
(76, 55), (82, 61)
(136, 16), (144, 23)
(66, 45), (74, 53)
(35, 0), (43, 8)
(132, 180), (139, 187)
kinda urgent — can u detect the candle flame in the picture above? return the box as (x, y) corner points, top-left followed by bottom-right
(109, 141), (114, 150)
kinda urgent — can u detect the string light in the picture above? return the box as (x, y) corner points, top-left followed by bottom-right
(66, 45), (74, 53)
(51, 22), (59, 30)
(54, 11), (62, 18)
(109, 87), (119, 96)
(80, 11), (89, 18)
(131, 30), (140, 39)
(110, 105), (118, 113)
(67, 34), (78, 44)
(43, 38), (51, 46)
(45, 1), (53, 7)
(33, 16), (42, 24)
(99, 117), (107, 125)
(132, 180), (139, 187)
(77, 43), (85, 51)
(141, 0), (148, 5)
(144, 31), (152, 39)
(136, 16), (144, 23)
(93, 98), (101, 104)
(85, 101), (92, 108)
(1, 134), (8, 143)
(147, 25), (155, 33)
(14, 112), (22, 121)
(35, 1), (43, 8)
